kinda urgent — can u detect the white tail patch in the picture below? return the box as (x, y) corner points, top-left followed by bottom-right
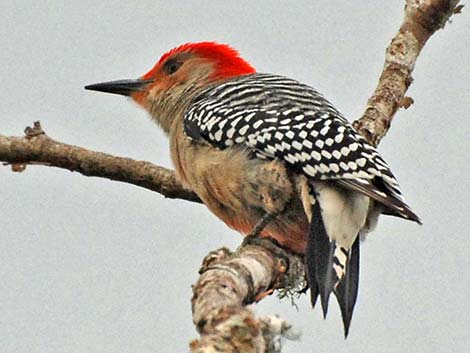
(312, 181), (369, 249)
(296, 175), (315, 222)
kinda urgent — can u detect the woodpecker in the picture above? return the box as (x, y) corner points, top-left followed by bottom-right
(85, 41), (420, 336)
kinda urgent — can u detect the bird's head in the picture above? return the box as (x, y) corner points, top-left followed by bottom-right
(85, 42), (256, 132)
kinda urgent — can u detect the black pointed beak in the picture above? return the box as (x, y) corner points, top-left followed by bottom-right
(84, 79), (152, 96)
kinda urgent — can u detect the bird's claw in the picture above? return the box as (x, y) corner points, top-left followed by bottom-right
(246, 212), (278, 238)
(254, 289), (274, 302)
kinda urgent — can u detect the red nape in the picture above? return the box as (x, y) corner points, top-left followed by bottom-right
(142, 42), (256, 81)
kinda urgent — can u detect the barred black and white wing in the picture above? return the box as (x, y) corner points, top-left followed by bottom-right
(184, 73), (420, 222)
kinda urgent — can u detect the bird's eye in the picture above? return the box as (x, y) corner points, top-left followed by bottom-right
(164, 59), (183, 75)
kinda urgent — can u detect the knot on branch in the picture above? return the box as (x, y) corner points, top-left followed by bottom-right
(24, 121), (45, 139)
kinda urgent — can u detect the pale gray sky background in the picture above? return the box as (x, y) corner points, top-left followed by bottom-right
(1, 1), (469, 352)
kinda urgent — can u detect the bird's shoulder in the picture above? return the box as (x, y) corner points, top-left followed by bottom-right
(184, 73), (347, 143)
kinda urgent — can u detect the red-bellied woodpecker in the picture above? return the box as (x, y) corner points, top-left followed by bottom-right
(85, 41), (421, 336)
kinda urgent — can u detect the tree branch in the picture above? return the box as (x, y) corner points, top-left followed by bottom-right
(190, 239), (304, 353)
(0, 121), (200, 203)
(352, 0), (461, 146)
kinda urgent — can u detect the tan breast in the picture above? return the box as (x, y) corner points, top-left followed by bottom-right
(168, 119), (309, 253)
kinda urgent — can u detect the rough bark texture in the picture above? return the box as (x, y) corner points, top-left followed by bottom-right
(190, 239), (304, 353)
(352, 0), (461, 146)
(0, 1), (461, 352)
(0, 122), (200, 203)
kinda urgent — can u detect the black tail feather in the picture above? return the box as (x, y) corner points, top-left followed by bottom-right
(334, 236), (360, 338)
(306, 201), (360, 337)
(305, 226), (318, 309)
(320, 241), (336, 318)
(306, 202), (339, 318)
(308, 270), (319, 308)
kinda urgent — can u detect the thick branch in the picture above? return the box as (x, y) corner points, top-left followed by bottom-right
(0, 122), (200, 203)
(190, 239), (304, 353)
(353, 0), (461, 146)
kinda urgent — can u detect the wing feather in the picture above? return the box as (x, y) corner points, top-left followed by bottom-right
(184, 73), (420, 222)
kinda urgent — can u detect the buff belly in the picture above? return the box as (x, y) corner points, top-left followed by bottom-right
(170, 124), (309, 253)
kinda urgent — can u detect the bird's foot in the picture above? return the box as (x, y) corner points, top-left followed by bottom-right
(254, 288), (274, 302)
(246, 212), (278, 239)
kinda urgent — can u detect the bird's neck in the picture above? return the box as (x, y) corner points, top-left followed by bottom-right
(147, 87), (194, 134)
(148, 74), (219, 134)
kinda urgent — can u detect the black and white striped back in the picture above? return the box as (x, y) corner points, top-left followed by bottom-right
(184, 73), (420, 222)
